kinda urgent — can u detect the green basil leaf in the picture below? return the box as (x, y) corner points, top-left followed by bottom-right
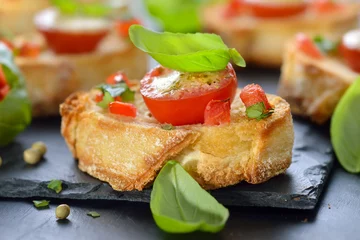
(313, 36), (338, 54)
(129, 25), (246, 72)
(331, 78), (360, 173)
(97, 83), (135, 103)
(47, 180), (63, 194)
(51, 0), (110, 17)
(0, 44), (32, 146)
(150, 161), (229, 233)
(97, 91), (113, 109)
(33, 200), (50, 209)
(245, 102), (273, 120)
(87, 211), (100, 218)
(144, 0), (206, 33)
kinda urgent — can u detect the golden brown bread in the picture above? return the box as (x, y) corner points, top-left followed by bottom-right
(60, 88), (294, 191)
(16, 33), (147, 116)
(202, 3), (359, 67)
(278, 41), (358, 124)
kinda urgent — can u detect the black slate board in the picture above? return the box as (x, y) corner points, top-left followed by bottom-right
(0, 69), (334, 210)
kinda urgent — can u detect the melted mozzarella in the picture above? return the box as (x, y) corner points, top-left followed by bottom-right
(343, 29), (360, 50)
(152, 70), (181, 93)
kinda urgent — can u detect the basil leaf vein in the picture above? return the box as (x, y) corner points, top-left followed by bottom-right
(150, 161), (229, 233)
(331, 78), (360, 173)
(129, 25), (245, 72)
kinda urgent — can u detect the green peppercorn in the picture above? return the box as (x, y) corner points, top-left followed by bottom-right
(32, 141), (47, 156)
(23, 148), (42, 165)
(56, 204), (70, 220)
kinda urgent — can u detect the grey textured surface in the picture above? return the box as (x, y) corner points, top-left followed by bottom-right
(0, 68), (333, 210)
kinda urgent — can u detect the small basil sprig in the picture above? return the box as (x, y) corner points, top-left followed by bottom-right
(145, 0), (205, 33)
(0, 44), (31, 146)
(331, 78), (360, 173)
(150, 161), (229, 233)
(313, 36), (338, 55)
(51, 0), (110, 17)
(96, 83), (135, 108)
(129, 25), (246, 73)
(246, 102), (274, 120)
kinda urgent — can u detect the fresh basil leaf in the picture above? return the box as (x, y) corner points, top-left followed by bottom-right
(331, 78), (360, 173)
(150, 161), (229, 233)
(97, 91), (113, 109)
(229, 48), (246, 68)
(51, 0), (110, 17)
(245, 102), (273, 120)
(144, 0), (206, 33)
(33, 200), (50, 209)
(129, 25), (246, 72)
(47, 180), (63, 194)
(161, 124), (175, 130)
(0, 44), (31, 146)
(87, 211), (100, 218)
(97, 83), (135, 103)
(313, 36), (338, 54)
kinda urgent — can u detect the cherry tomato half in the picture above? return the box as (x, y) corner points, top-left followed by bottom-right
(204, 99), (231, 126)
(296, 33), (323, 59)
(109, 101), (137, 117)
(340, 30), (360, 73)
(245, 0), (308, 18)
(240, 84), (272, 110)
(140, 63), (237, 126)
(115, 18), (141, 38)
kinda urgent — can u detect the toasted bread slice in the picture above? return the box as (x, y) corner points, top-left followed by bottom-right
(60, 88), (294, 191)
(16, 33), (147, 116)
(278, 41), (357, 124)
(202, 3), (359, 67)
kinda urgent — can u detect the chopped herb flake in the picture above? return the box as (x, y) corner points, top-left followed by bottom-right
(47, 180), (63, 193)
(33, 200), (50, 209)
(87, 211), (100, 218)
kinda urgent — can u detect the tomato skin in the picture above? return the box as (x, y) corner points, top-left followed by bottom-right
(109, 101), (137, 117)
(38, 29), (109, 54)
(115, 18), (141, 38)
(19, 43), (41, 58)
(0, 66), (9, 101)
(140, 63), (237, 126)
(224, 0), (245, 18)
(240, 84), (272, 110)
(246, 1), (308, 18)
(106, 72), (134, 86)
(296, 33), (323, 59)
(313, 0), (343, 13)
(340, 43), (360, 73)
(0, 65), (6, 88)
(204, 99), (231, 126)
(95, 93), (103, 103)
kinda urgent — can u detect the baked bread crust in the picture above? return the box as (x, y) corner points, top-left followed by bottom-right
(16, 33), (147, 117)
(278, 41), (357, 124)
(60, 88), (294, 191)
(202, 3), (359, 67)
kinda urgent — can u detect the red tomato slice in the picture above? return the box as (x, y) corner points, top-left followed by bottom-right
(19, 43), (41, 58)
(115, 18), (141, 38)
(340, 43), (360, 73)
(106, 72), (134, 86)
(240, 84), (272, 110)
(0, 65), (7, 88)
(38, 29), (109, 54)
(0, 84), (10, 101)
(245, 1), (308, 18)
(204, 99), (231, 126)
(95, 93), (103, 103)
(224, 0), (245, 18)
(296, 33), (323, 59)
(313, 0), (343, 13)
(109, 101), (137, 117)
(140, 63), (237, 126)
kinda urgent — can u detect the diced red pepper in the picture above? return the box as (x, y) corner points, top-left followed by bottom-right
(106, 72), (134, 87)
(109, 101), (137, 117)
(115, 18), (141, 38)
(19, 42), (41, 58)
(204, 99), (231, 126)
(313, 0), (343, 13)
(240, 84), (272, 110)
(95, 93), (103, 103)
(296, 33), (323, 59)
